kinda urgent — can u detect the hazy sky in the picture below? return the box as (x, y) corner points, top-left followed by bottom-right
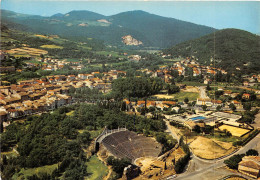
(1, 0), (259, 34)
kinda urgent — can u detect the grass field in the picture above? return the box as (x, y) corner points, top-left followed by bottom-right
(154, 91), (199, 101)
(181, 81), (206, 86)
(86, 155), (108, 180)
(66, 58), (81, 62)
(40, 45), (63, 49)
(12, 163), (59, 180)
(218, 125), (250, 137)
(25, 60), (42, 64)
(96, 51), (124, 58)
(190, 136), (236, 159)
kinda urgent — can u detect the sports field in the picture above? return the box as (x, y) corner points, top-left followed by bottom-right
(154, 91), (199, 101)
(218, 125), (250, 137)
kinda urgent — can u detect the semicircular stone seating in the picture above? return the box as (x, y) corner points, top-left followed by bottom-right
(101, 130), (162, 161)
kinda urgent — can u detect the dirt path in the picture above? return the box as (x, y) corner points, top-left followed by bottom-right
(253, 112), (260, 129)
(164, 119), (180, 142)
(182, 86), (199, 93)
(96, 152), (112, 180)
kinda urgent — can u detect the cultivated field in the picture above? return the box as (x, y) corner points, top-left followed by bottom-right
(190, 136), (236, 159)
(218, 125), (250, 137)
(5, 47), (48, 56)
(154, 91), (199, 101)
(34, 34), (50, 39)
(40, 44), (63, 49)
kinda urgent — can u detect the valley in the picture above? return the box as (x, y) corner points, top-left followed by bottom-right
(0, 5), (260, 180)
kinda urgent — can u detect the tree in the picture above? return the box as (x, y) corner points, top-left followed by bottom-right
(246, 149), (258, 156)
(229, 103), (236, 111)
(216, 105), (222, 111)
(184, 97), (189, 104)
(224, 154), (245, 169)
(243, 102), (251, 111)
(77, 131), (91, 145)
(202, 105), (207, 111)
(193, 125), (201, 133)
(206, 84), (211, 91)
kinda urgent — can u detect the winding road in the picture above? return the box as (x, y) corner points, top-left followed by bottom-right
(163, 117), (260, 180)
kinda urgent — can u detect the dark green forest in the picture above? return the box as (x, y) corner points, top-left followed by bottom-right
(163, 29), (260, 73)
(1, 103), (176, 179)
(1, 9), (215, 49)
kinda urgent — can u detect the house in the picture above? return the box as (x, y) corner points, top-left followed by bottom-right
(196, 98), (212, 106)
(67, 75), (76, 81)
(7, 109), (20, 119)
(78, 74), (87, 79)
(242, 93), (250, 99)
(21, 107), (33, 116)
(146, 101), (156, 108)
(0, 86), (11, 95)
(238, 156), (260, 178)
(232, 100), (242, 108)
(0, 111), (8, 121)
(162, 101), (177, 106)
(243, 81), (249, 86)
(86, 74), (94, 79)
(224, 90), (232, 96)
(1, 97), (21, 105)
(12, 92), (29, 101)
(137, 101), (145, 108)
(211, 99), (222, 105)
(128, 55), (141, 62)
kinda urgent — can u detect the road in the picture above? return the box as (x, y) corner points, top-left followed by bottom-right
(164, 119), (180, 143)
(175, 133), (260, 180)
(198, 86), (208, 99)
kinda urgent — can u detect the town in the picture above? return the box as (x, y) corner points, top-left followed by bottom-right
(1, 3), (260, 180)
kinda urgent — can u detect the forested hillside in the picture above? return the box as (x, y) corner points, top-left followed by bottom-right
(1, 9), (216, 49)
(163, 29), (260, 73)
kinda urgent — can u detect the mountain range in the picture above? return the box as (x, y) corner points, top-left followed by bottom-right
(1, 9), (216, 49)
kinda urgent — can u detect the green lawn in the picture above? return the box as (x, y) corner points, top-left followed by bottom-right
(206, 134), (242, 143)
(66, 58), (81, 62)
(96, 51), (124, 58)
(12, 163), (59, 180)
(172, 91), (199, 101)
(154, 91), (199, 101)
(25, 60), (43, 64)
(181, 81), (206, 86)
(86, 155), (108, 180)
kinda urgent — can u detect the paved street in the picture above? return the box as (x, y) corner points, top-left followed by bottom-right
(175, 133), (260, 180)
(198, 86), (208, 99)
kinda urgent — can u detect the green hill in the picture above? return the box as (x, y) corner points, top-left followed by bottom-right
(1, 9), (216, 49)
(163, 29), (260, 73)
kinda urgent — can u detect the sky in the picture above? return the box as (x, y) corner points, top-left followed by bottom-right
(1, 0), (259, 34)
